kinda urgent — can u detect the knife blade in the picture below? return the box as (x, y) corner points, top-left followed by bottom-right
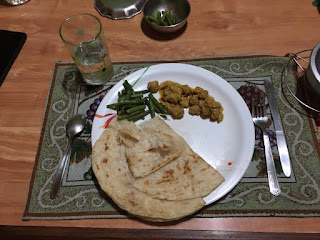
(264, 79), (291, 177)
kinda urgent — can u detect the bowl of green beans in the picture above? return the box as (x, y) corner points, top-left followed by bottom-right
(143, 0), (190, 33)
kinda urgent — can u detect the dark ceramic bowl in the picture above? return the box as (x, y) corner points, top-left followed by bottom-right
(143, 0), (190, 33)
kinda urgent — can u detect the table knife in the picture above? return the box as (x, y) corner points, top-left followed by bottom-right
(264, 80), (291, 177)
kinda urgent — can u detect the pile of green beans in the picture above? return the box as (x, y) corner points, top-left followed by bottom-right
(145, 10), (177, 26)
(107, 80), (168, 121)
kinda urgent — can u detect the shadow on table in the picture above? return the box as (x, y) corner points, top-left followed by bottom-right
(140, 18), (187, 41)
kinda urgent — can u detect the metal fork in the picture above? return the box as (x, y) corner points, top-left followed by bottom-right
(251, 96), (281, 196)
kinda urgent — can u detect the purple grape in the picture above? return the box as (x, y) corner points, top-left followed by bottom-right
(86, 95), (105, 121)
(99, 95), (105, 101)
(86, 110), (95, 121)
(94, 98), (101, 105)
(255, 128), (262, 140)
(90, 103), (98, 111)
(237, 85), (265, 106)
(266, 129), (276, 140)
(87, 109), (95, 116)
(255, 128), (277, 149)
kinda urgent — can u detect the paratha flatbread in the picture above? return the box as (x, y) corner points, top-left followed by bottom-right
(121, 117), (225, 200)
(131, 146), (224, 200)
(92, 123), (205, 222)
(119, 117), (188, 179)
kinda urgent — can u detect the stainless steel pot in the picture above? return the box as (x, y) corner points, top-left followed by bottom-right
(281, 43), (320, 113)
(306, 42), (320, 95)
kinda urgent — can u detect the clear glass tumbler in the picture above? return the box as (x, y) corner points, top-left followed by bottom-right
(59, 13), (114, 85)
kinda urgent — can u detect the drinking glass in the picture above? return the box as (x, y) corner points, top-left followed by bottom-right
(59, 13), (114, 85)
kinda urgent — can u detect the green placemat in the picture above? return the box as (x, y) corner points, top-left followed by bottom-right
(23, 55), (320, 220)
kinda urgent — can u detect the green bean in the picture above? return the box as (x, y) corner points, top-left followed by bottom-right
(134, 90), (149, 94)
(118, 104), (137, 115)
(146, 99), (156, 118)
(165, 11), (173, 25)
(125, 89), (133, 100)
(148, 93), (168, 114)
(167, 11), (176, 24)
(160, 11), (167, 26)
(109, 78), (170, 120)
(123, 80), (133, 92)
(122, 81), (133, 100)
(118, 95), (126, 102)
(118, 106), (126, 115)
(130, 92), (144, 99)
(146, 15), (157, 23)
(117, 114), (129, 120)
(122, 104), (140, 110)
(150, 98), (161, 113)
(107, 104), (118, 110)
(155, 11), (161, 24)
(107, 99), (144, 108)
(146, 10), (177, 26)
(127, 110), (150, 121)
(126, 104), (146, 114)
(117, 109), (145, 120)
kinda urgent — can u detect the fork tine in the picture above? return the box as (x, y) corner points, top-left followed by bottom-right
(258, 103), (262, 117)
(251, 96), (256, 117)
(262, 94), (266, 117)
(255, 97), (261, 117)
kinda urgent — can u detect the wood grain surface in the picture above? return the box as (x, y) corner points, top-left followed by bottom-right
(0, 0), (320, 238)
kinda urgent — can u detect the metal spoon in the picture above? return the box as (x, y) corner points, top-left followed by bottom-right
(50, 114), (87, 199)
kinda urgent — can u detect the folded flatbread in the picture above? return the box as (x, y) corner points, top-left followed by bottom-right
(118, 117), (187, 179)
(92, 121), (205, 222)
(123, 117), (225, 200)
(92, 117), (224, 222)
(131, 147), (224, 200)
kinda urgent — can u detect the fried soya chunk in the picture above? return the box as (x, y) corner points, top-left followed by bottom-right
(189, 95), (199, 105)
(194, 87), (208, 100)
(210, 108), (222, 122)
(218, 112), (224, 122)
(159, 81), (171, 89)
(189, 105), (201, 116)
(197, 100), (205, 108)
(161, 91), (180, 104)
(179, 96), (189, 108)
(171, 105), (185, 119)
(157, 80), (224, 123)
(160, 101), (174, 114)
(168, 83), (183, 96)
(200, 105), (211, 117)
(181, 84), (192, 96)
(160, 81), (183, 104)
(161, 100), (184, 119)
(147, 81), (160, 93)
(205, 96), (217, 108)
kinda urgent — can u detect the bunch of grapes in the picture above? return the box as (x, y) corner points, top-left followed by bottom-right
(237, 84), (265, 107)
(255, 128), (277, 148)
(86, 95), (105, 121)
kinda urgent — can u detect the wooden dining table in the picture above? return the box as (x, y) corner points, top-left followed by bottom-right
(1, 0), (320, 239)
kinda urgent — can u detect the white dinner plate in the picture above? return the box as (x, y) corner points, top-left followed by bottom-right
(92, 63), (255, 205)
